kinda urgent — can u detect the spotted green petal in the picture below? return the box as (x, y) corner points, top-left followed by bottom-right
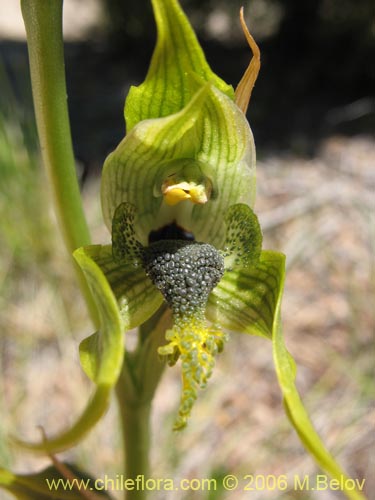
(102, 83), (255, 247)
(112, 202), (144, 265)
(125, 0), (234, 131)
(209, 251), (364, 500)
(222, 203), (262, 270)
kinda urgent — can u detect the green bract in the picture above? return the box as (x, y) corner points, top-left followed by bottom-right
(12, 2), (364, 499)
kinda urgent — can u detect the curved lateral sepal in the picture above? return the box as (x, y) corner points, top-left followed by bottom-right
(271, 255), (366, 500)
(13, 245), (127, 453)
(74, 246), (125, 386)
(13, 385), (111, 454)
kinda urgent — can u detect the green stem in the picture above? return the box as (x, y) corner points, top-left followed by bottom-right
(116, 308), (170, 500)
(21, 0), (98, 326)
(117, 396), (151, 500)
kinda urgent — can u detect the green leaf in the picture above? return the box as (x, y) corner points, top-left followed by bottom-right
(0, 464), (112, 499)
(207, 250), (283, 339)
(102, 84), (255, 248)
(125, 0), (234, 131)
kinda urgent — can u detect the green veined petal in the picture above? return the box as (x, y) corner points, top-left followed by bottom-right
(74, 246), (125, 386)
(125, 0), (234, 131)
(80, 245), (164, 334)
(102, 85), (209, 242)
(207, 250), (282, 339)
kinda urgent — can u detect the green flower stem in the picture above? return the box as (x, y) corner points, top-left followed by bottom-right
(118, 397), (151, 500)
(116, 308), (170, 500)
(116, 361), (151, 500)
(21, 0), (98, 326)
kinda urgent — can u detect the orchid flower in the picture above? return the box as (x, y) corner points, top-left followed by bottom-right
(13, 2), (364, 499)
(95, 0), (264, 430)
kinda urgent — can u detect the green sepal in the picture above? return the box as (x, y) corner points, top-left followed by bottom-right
(125, 0), (234, 131)
(0, 464), (112, 499)
(13, 245), (128, 453)
(210, 251), (365, 500)
(271, 270), (366, 500)
(102, 84), (255, 248)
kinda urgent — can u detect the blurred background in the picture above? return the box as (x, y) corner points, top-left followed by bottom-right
(0, 0), (374, 499)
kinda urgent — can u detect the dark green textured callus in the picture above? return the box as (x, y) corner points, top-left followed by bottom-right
(142, 241), (224, 318)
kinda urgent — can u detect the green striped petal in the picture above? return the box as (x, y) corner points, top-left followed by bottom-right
(207, 250), (282, 339)
(102, 83), (255, 248)
(74, 246), (126, 387)
(78, 245), (163, 334)
(125, 0), (234, 131)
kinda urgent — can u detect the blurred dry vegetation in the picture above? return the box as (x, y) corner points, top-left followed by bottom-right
(0, 1), (374, 499)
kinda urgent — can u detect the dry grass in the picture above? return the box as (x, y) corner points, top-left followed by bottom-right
(0, 135), (374, 500)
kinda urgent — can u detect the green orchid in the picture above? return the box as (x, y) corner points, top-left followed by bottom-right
(11, 2), (365, 500)
(96, 0), (263, 430)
